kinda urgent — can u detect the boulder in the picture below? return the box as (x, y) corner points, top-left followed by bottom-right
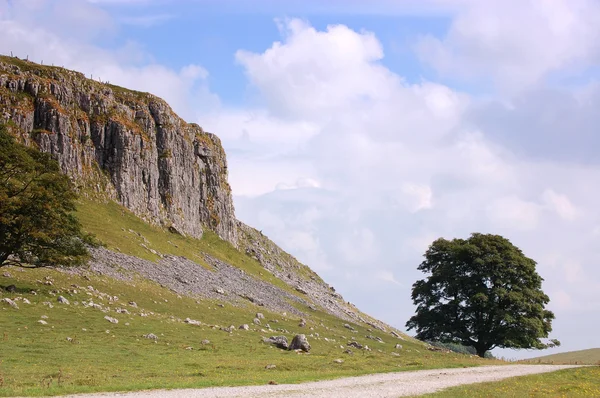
(143, 333), (158, 340)
(57, 296), (70, 305)
(239, 324), (250, 330)
(290, 334), (310, 352)
(262, 336), (289, 350)
(1, 298), (18, 309)
(347, 341), (363, 349)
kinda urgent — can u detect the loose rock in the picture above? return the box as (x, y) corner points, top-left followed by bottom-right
(144, 333), (158, 340)
(348, 341), (363, 349)
(2, 298), (18, 309)
(57, 296), (70, 305)
(262, 336), (289, 350)
(290, 334), (310, 352)
(104, 316), (119, 324)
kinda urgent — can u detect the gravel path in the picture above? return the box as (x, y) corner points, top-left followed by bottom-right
(61, 365), (579, 398)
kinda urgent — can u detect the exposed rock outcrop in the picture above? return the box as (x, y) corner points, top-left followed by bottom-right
(0, 56), (236, 244)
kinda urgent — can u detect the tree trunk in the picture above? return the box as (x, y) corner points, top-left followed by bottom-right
(476, 346), (488, 358)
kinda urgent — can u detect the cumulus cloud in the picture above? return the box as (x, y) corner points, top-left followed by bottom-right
(416, 0), (600, 89)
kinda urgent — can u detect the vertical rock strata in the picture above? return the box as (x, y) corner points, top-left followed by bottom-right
(0, 57), (236, 244)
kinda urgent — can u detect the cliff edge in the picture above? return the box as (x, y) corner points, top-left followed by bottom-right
(0, 55), (236, 244)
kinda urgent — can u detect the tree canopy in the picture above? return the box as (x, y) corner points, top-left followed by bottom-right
(0, 125), (91, 268)
(406, 233), (558, 357)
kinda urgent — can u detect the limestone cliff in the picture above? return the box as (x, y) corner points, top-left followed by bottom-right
(0, 56), (236, 244)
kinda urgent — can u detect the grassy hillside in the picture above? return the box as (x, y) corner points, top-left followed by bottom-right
(0, 200), (496, 397)
(423, 367), (600, 397)
(522, 348), (600, 365)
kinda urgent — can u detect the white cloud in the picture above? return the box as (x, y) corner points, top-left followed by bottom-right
(417, 0), (600, 89)
(542, 189), (579, 221)
(486, 196), (541, 230)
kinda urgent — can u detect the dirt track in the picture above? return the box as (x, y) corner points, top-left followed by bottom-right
(59, 364), (580, 398)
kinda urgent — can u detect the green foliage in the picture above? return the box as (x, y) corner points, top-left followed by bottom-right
(0, 125), (92, 268)
(406, 233), (557, 357)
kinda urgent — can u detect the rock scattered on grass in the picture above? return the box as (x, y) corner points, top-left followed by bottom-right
(290, 334), (310, 352)
(333, 359), (344, 364)
(366, 335), (384, 343)
(239, 324), (250, 330)
(143, 333), (158, 340)
(265, 364), (276, 369)
(185, 318), (201, 326)
(57, 296), (70, 305)
(256, 312), (265, 319)
(104, 316), (119, 324)
(2, 298), (18, 309)
(395, 344), (403, 350)
(343, 323), (355, 331)
(262, 336), (289, 350)
(347, 341), (362, 349)
(37, 320), (48, 325)
(253, 317), (261, 325)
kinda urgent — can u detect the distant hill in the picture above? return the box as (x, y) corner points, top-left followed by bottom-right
(523, 348), (600, 365)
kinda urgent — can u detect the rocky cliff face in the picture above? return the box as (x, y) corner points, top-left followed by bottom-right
(0, 56), (236, 244)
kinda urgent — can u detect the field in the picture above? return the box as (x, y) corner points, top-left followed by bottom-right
(422, 366), (600, 397)
(0, 200), (495, 397)
(522, 348), (600, 365)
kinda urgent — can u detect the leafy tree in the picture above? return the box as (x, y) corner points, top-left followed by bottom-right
(406, 233), (559, 357)
(0, 125), (91, 268)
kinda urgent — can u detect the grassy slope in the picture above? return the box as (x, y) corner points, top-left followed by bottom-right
(521, 348), (600, 365)
(0, 200), (495, 397)
(421, 367), (600, 397)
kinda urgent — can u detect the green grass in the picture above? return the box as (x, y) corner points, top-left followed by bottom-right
(0, 200), (497, 396)
(522, 348), (600, 365)
(421, 367), (600, 397)
(75, 199), (297, 296)
(0, 267), (493, 397)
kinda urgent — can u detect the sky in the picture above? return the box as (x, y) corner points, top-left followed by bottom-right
(1, 0), (600, 359)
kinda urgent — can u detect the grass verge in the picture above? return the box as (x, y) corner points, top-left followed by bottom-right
(421, 367), (600, 397)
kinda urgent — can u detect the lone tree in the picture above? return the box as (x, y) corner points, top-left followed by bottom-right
(0, 125), (91, 268)
(406, 233), (558, 357)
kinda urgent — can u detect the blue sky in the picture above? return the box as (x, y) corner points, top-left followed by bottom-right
(2, 0), (600, 360)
